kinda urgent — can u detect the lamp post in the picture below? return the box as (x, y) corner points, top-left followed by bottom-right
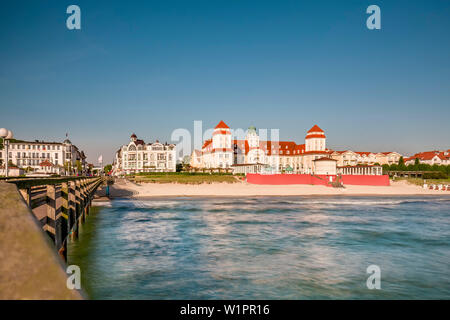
(0, 128), (14, 177)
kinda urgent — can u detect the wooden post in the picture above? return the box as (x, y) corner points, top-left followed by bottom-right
(68, 181), (76, 239)
(83, 179), (89, 217)
(59, 182), (69, 261)
(45, 185), (56, 242)
(86, 181), (90, 217)
(80, 179), (86, 223)
(74, 180), (81, 238)
(19, 187), (32, 207)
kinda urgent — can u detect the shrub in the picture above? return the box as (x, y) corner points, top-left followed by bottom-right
(423, 172), (448, 179)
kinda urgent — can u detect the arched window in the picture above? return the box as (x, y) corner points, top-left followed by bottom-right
(128, 145), (136, 152)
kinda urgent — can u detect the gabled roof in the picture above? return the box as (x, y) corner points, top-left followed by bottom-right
(307, 125), (324, 133)
(40, 160), (54, 167)
(410, 150), (450, 161)
(215, 120), (229, 129)
(354, 151), (373, 156)
(202, 139), (212, 148)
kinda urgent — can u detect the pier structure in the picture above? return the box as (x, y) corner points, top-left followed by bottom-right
(0, 176), (103, 299)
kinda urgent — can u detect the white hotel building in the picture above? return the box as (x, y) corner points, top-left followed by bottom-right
(113, 133), (176, 175)
(190, 121), (402, 175)
(191, 121), (333, 174)
(0, 138), (87, 175)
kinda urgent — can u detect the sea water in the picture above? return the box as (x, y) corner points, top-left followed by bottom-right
(68, 196), (450, 299)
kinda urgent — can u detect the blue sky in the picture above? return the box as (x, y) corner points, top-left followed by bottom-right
(1, 0), (449, 164)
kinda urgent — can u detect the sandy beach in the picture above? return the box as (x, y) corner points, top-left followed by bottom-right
(102, 179), (450, 198)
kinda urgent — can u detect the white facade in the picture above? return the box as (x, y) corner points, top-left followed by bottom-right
(313, 158), (337, 175)
(404, 150), (450, 166)
(113, 134), (176, 175)
(0, 138), (87, 175)
(191, 121), (333, 174)
(330, 151), (402, 166)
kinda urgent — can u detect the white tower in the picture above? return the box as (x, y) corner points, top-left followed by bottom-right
(305, 125), (326, 152)
(212, 120), (231, 149)
(246, 126), (259, 148)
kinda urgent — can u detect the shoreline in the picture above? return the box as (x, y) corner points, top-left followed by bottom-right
(96, 180), (450, 200)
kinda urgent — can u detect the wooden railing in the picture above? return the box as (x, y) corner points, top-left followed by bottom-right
(6, 177), (103, 261)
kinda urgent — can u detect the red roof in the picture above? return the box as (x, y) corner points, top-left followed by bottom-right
(202, 139), (212, 149)
(231, 140), (306, 156)
(409, 150), (450, 161)
(215, 120), (229, 129)
(302, 150), (332, 155)
(307, 125), (324, 133)
(354, 151), (372, 156)
(40, 160), (54, 167)
(305, 134), (326, 139)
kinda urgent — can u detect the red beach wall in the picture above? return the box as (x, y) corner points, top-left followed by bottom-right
(246, 174), (390, 186)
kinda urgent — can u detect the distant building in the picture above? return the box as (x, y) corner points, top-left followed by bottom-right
(113, 133), (176, 175)
(190, 121), (402, 175)
(313, 157), (337, 175)
(404, 150), (450, 166)
(330, 151), (402, 166)
(191, 121), (333, 174)
(0, 138), (87, 175)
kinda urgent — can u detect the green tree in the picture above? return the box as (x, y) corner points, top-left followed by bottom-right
(76, 160), (82, 174)
(389, 164), (398, 171)
(64, 161), (72, 175)
(104, 164), (112, 174)
(397, 156), (406, 171)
